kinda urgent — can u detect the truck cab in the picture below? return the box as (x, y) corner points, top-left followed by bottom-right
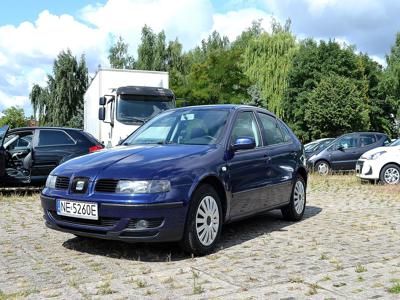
(98, 86), (175, 147)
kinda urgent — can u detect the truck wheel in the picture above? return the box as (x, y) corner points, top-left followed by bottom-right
(281, 176), (306, 221)
(180, 184), (222, 256)
(380, 164), (400, 184)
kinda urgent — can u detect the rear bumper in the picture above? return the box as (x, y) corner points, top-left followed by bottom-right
(41, 194), (187, 243)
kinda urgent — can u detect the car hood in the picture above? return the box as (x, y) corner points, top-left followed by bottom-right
(361, 145), (400, 158)
(53, 144), (217, 181)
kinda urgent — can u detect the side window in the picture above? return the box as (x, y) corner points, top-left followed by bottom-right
(38, 130), (75, 146)
(278, 121), (292, 143)
(335, 136), (358, 149)
(230, 111), (261, 147)
(359, 134), (376, 147)
(257, 113), (285, 145)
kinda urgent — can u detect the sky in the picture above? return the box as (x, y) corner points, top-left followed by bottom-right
(0, 0), (400, 117)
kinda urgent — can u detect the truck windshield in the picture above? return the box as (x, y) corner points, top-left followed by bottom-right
(116, 95), (174, 124)
(123, 109), (229, 146)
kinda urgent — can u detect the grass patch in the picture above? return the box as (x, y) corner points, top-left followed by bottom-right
(355, 264), (367, 273)
(97, 281), (115, 295)
(388, 283), (400, 294)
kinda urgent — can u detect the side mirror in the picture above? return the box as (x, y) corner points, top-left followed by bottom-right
(99, 96), (106, 106)
(98, 107), (105, 121)
(231, 137), (256, 151)
(337, 145), (345, 151)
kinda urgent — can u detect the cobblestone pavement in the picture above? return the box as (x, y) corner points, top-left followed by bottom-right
(1, 175), (400, 299)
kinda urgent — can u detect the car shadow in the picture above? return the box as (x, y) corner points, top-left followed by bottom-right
(62, 206), (322, 262)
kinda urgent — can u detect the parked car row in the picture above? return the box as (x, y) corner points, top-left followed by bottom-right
(306, 132), (399, 184)
(0, 126), (103, 186)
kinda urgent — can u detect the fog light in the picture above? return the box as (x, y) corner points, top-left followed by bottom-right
(137, 219), (149, 229)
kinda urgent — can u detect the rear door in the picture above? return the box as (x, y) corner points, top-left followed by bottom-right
(31, 129), (77, 176)
(329, 135), (360, 170)
(0, 125), (9, 177)
(256, 113), (296, 208)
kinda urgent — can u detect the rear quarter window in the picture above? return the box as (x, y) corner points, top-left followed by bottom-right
(38, 130), (75, 146)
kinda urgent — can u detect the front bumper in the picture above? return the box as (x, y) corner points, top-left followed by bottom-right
(41, 194), (187, 242)
(355, 159), (379, 180)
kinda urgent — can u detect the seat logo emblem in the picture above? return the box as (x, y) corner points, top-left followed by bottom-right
(76, 181), (85, 191)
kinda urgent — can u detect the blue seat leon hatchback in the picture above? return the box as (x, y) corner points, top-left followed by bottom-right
(41, 105), (307, 255)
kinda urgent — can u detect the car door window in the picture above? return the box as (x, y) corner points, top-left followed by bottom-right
(257, 113), (285, 145)
(359, 134), (376, 147)
(334, 136), (358, 150)
(38, 130), (75, 146)
(230, 111), (261, 147)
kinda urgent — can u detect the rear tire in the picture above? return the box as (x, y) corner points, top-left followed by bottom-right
(180, 184), (222, 256)
(380, 164), (400, 184)
(281, 176), (306, 221)
(315, 160), (330, 176)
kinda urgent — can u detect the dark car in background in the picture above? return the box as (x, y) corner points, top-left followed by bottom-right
(0, 126), (103, 186)
(308, 132), (390, 175)
(304, 138), (334, 158)
(41, 105), (307, 255)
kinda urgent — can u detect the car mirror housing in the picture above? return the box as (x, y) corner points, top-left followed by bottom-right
(232, 137), (256, 151)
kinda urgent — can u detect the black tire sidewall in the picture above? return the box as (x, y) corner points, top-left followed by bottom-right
(182, 184), (223, 255)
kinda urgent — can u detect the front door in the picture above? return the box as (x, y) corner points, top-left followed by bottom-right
(227, 111), (266, 218)
(329, 135), (360, 170)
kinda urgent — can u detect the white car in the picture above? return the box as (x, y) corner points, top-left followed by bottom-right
(356, 139), (400, 184)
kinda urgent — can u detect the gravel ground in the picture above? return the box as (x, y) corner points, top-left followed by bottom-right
(0, 174), (399, 299)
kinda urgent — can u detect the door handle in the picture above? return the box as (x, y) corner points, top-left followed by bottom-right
(264, 154), (271, 162)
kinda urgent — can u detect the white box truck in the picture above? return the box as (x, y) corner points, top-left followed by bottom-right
(84, 68), (175, 147)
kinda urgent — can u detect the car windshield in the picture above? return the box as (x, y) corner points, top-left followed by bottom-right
(389, 139), (400, 146)
(123, 109), (230, 146)
(116, 94), (174, 124)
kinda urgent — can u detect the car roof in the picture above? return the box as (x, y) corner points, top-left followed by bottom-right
(8, 127), (83, 132)
(172, 104), (273, 114)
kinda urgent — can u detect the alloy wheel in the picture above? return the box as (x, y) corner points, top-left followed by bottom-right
(317, 162), (329, 175)
(384, 167), (400, 184)
(195, 195), (220, 246)
(293, 180), (305, 214)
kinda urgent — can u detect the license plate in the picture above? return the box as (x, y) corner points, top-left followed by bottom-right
(56, 199), (98, 220)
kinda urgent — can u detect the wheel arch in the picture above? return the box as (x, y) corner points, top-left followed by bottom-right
(189, 175), (228, 222)
(297, 166), (308, 185)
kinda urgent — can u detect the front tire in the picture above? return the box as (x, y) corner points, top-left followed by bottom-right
(180, 184), (222, 256)
(380, 164), (400, 184)
(281, 176), (306, 221)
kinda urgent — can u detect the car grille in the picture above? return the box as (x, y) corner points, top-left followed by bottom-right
(95, 179), (119, 193)
(356, 161), (364, 174)
(127, 218), (164, 229)
(49, 210), (119, 227)
(55, 176), (70, 190)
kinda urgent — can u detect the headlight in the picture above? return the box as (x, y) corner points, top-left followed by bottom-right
(116, 180), (171, 194)
(46, 175), (57, 189)
(366, 151), (386, 160)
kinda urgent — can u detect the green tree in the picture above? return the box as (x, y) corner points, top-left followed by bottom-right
(283, 39), (366, 141)
(108, 36), (135, 69)
(305, 74), (369, 139)
(29, 49), (88, 127)
(0, 106), (26, 129)
(243, 19), (297, 116)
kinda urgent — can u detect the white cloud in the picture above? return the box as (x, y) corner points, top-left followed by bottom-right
(265, 0), (400, 58)
(208, 8), (273, 41)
